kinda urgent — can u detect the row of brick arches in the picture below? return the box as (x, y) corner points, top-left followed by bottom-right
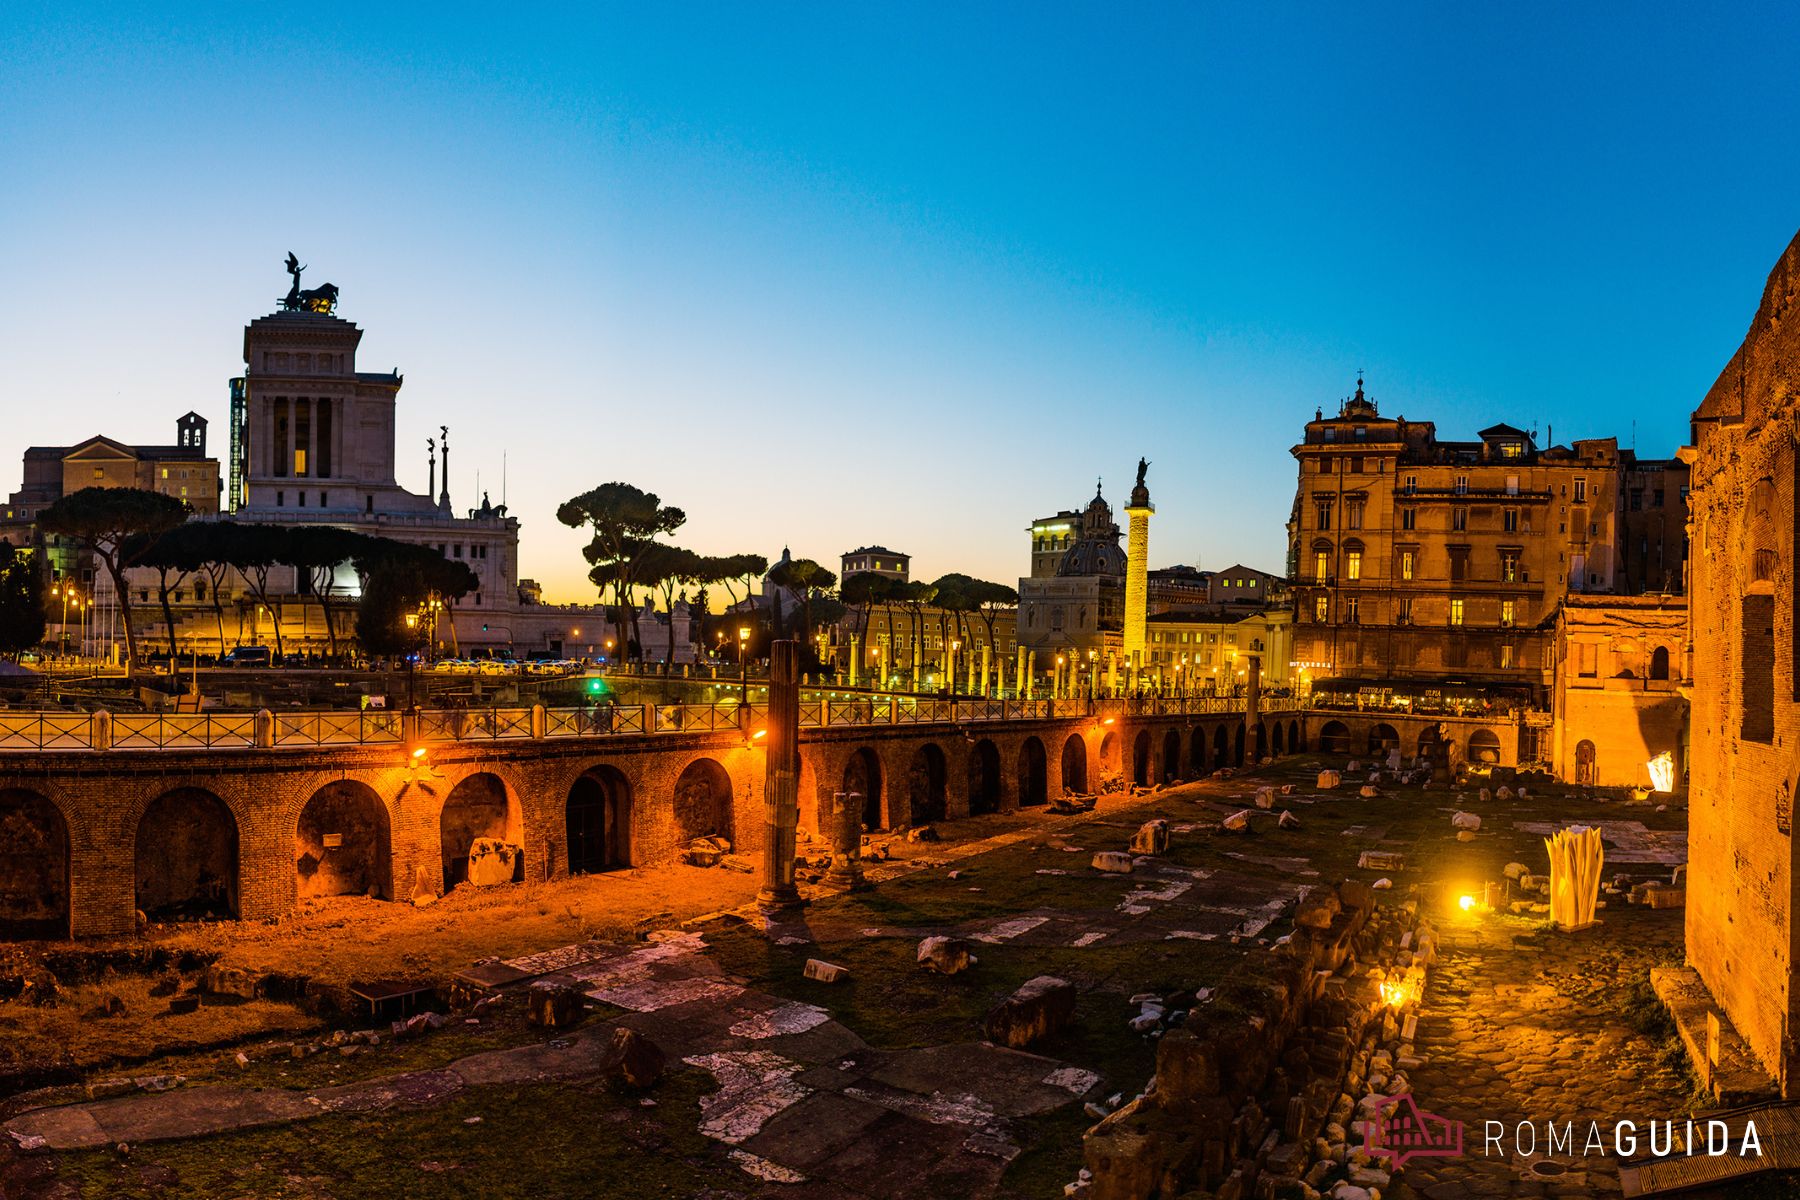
(0, 716), (1304, 938)
(1315, 720), (1503, 766)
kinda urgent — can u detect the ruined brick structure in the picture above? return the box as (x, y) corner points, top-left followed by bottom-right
(1549, 594), (1688, 789)
(1687, 227), (1800, 1091)
(0, 709), (1295, 939)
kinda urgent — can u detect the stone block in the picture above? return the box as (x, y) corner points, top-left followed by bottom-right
(202, 964), (260, 1000)
(1130, 820), (1171, 855)
(1647, 886), (1686, 909)
(1295, 888), (1342, 930)
(466, 839), (521, 887)
(1093, 851), (1136, 874)
(526, 981), (585, 1028)
(598, 1027), (666, 1089)
(803, 958), (848, 983)
(1450, 811), (1480, 831)
(986, 975), (1077, 1048)
(1317, 770), (1341, 789)
(917, 936), (976, 975)
(1356, 850), (1403, 871)
(1222, 810), (1254, 833)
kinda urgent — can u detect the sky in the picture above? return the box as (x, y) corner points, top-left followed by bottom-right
(4, 3), (1799, 603)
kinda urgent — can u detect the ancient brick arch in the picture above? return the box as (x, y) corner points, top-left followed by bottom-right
(840, 746), (885, 831)
(439, 772), (523, 891)
(566, 765), (631, 875)
(0, 787), (70, 938)
(295, 780), (392, 901)
(1017, 737), (1048, 806)
(1061, 733), (1089, 794)
(1161, 729), (1182, 784)
(672, 757), (735, 847)
(967, 739), (1002, 815)
(136, 786), (239, 920)
(906, 743), (949, 825)
(1189, 727), (1209, 774)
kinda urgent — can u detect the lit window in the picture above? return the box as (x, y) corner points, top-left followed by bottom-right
(1346, 550), (1362, 581)
(1501, 600), (1515, 626)
(1400, 551), (1415, 581)
(1450, 600), (1465, 626)
(294, 448), (307, 475)
(1314, 595), (1328, 622)
(1314, 551), (1330, 584)
(1501, 643), (1515, 668)
(161, 468), (169, 479)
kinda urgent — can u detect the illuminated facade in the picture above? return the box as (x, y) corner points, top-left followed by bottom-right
(1683, 227), (1800, 1092)
(1018, 485), (1126, 659)
(1144, 607), (1295, 690)
(1548, 594), (1688, 787)
(1289, 380), (1625, 708)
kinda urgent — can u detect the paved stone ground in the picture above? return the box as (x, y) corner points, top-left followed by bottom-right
(1391, 907), (1689, 1199)
(5, 930), (1108, 1198)
(0, 764), (1707, 1197)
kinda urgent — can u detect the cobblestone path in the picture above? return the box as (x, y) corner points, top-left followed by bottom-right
(1394, 908), (1688, 1199)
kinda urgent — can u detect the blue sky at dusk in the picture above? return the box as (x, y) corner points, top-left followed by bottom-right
(4, 4), (1798, 601)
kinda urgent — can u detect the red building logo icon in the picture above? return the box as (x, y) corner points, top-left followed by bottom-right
(1369, 1093), (1464, 1166)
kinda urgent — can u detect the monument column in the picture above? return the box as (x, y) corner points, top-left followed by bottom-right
(1123, 459), (1154, 671)
(758, 640), (804, 917)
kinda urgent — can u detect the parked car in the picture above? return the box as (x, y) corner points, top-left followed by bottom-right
(221, 646), (272, 668)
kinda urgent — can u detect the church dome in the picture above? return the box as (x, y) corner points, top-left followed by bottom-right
(1057, 483), (1126, 576)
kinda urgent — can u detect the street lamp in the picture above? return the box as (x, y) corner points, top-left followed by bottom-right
(738, 625), (751, 703)
(404, 612), (420, 707)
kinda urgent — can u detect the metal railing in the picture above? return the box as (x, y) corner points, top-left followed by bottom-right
(0, 693), (1290, 753)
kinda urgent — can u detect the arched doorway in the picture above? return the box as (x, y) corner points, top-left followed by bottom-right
(1468, 729), (1503, 765)
(1099, 731), (1122, 778)
(1213, 725), (1228, 766)
(1252, 721), (1267, 761)
(136, 788), (238, 920)
(1234, 725), (1246, 766)
(1575, 740), (1597, 786)
(441, 773), (522, 890)
(1132, 730), (1152, 787)
(1289, 720), (1303, 752)
(1161, 730), (1181, 784)
(1018, 737), (1048, 806)
(1061, 735), (1088, 794)
(1272, 722), (1285, 755)
(1369, 724), (1400, 759)
(0, 789), (69, 938)
(1417, 726), (1445, 771)
(1189, 728), (1209, 775)
(1650, 646), (1671, 680)
(967, 740), (1002, 815)
(673, 758), (734, 845)
(296, 781), (391, 900)
(568, 766), (631, 874)
(1320, 720), (1351, 755)
(907, 744), (948, 824)
(843, 747), (884, 830)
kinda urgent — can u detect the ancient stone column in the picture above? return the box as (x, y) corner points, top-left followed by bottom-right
(980, 643), (991, 697)
(1124, 465), (1154, 665)
(758, 639), (804, 915)
(825, 790), (867, 891)
(849, 635), (860, 687)
(1243, 653), (1262, 756)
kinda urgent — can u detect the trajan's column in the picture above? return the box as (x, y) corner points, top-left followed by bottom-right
(1123, 458), (1153, 672)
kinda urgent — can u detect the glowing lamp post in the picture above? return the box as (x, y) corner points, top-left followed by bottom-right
(738, 626), (751, 704)
(404, 612), (420, 707)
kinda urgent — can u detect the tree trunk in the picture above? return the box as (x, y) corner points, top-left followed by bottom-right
(103, 555), (139, 670)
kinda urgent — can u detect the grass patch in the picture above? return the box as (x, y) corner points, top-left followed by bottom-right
(50, 1070), (739, 1199)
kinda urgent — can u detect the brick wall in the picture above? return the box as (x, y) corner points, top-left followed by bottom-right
(1686, 226), (1800, 1092)
(0, 713), (1266, 938)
